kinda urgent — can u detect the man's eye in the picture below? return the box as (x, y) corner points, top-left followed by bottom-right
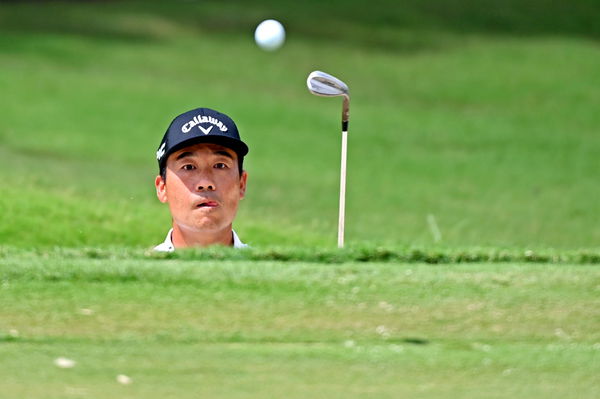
(214, 163), (228, 169)
(182, 164), (195, 171)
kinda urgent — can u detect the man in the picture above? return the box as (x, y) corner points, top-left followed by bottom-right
(153, 107), (249, 251)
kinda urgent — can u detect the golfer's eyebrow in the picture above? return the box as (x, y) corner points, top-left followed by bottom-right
(175, 150), (234, 160)
(176, 151), (194, 160)
(213, 150), (234, 159)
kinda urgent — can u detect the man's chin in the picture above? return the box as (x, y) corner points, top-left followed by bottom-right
(185, 217), (228, 233)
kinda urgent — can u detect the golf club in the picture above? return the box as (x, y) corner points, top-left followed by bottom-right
(306, 70), (350, 248)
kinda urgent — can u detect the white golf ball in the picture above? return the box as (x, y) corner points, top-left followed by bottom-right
(254, 19), (285, 51)
(54, 357), (76, 368)
(116, 374), (132, 385)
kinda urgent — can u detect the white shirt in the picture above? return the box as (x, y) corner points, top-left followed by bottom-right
(153, 228), (248, 252)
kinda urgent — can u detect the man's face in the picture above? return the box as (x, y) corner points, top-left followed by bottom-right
(155, 142), (247, 234)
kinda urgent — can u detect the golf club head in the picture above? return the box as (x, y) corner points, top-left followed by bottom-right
(307, 70), (350, 125)
(307, 71), (349, 99)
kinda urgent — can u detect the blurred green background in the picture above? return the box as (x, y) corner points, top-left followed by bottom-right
(1, 0), (599, 249)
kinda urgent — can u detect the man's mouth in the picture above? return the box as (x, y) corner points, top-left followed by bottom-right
(196, 200), (219, 208)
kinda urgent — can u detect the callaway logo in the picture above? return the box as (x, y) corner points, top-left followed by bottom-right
(156, 142), (166, 160)
(182, 115), (228, 134)
(198, 125), (213, 135)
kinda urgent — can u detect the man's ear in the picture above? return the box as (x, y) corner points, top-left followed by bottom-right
(155, 175), (168, 203)
(239, 171), (248, 199)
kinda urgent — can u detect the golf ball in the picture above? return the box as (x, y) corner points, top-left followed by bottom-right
(254, 19), (285, 51)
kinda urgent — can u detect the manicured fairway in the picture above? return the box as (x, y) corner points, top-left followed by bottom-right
(1, 255), (599, 398)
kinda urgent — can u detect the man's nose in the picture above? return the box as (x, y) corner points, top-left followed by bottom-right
(196, 174), (216, 192)
(197, 182), (215, 191)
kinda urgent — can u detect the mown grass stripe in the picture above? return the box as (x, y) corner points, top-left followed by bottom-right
(1, 246), (600, 264)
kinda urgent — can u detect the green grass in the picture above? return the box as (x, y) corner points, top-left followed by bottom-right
(1, 0), (600, 248)
(3, 244), (600, 264)
(1, 254), (599, 398)
(1, 3), (599, 396)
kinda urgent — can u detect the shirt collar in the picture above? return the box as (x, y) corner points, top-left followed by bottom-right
(155, 228), (247, 252)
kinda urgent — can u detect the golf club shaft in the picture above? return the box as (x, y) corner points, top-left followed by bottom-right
(338, 128), (348, 248)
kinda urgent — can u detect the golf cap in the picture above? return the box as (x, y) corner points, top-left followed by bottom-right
(156, 107), (249, 170)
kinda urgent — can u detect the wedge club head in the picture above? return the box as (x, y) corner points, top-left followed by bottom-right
(307, 71), (349, 98)
(307, 71), (350, 124)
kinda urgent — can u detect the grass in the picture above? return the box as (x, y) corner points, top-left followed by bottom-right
(3, 245), (600, 264)
(1, 254), (599, 398)
(1, 2), (599, 397)
(1, 0), (600, 248)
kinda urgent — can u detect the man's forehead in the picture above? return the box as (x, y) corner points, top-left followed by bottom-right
(171, 143), (237, 160)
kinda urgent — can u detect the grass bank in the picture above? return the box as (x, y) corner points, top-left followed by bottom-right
(1, 255), (599, 398)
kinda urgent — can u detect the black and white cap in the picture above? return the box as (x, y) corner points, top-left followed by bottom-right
(156, 107), (249, 170)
